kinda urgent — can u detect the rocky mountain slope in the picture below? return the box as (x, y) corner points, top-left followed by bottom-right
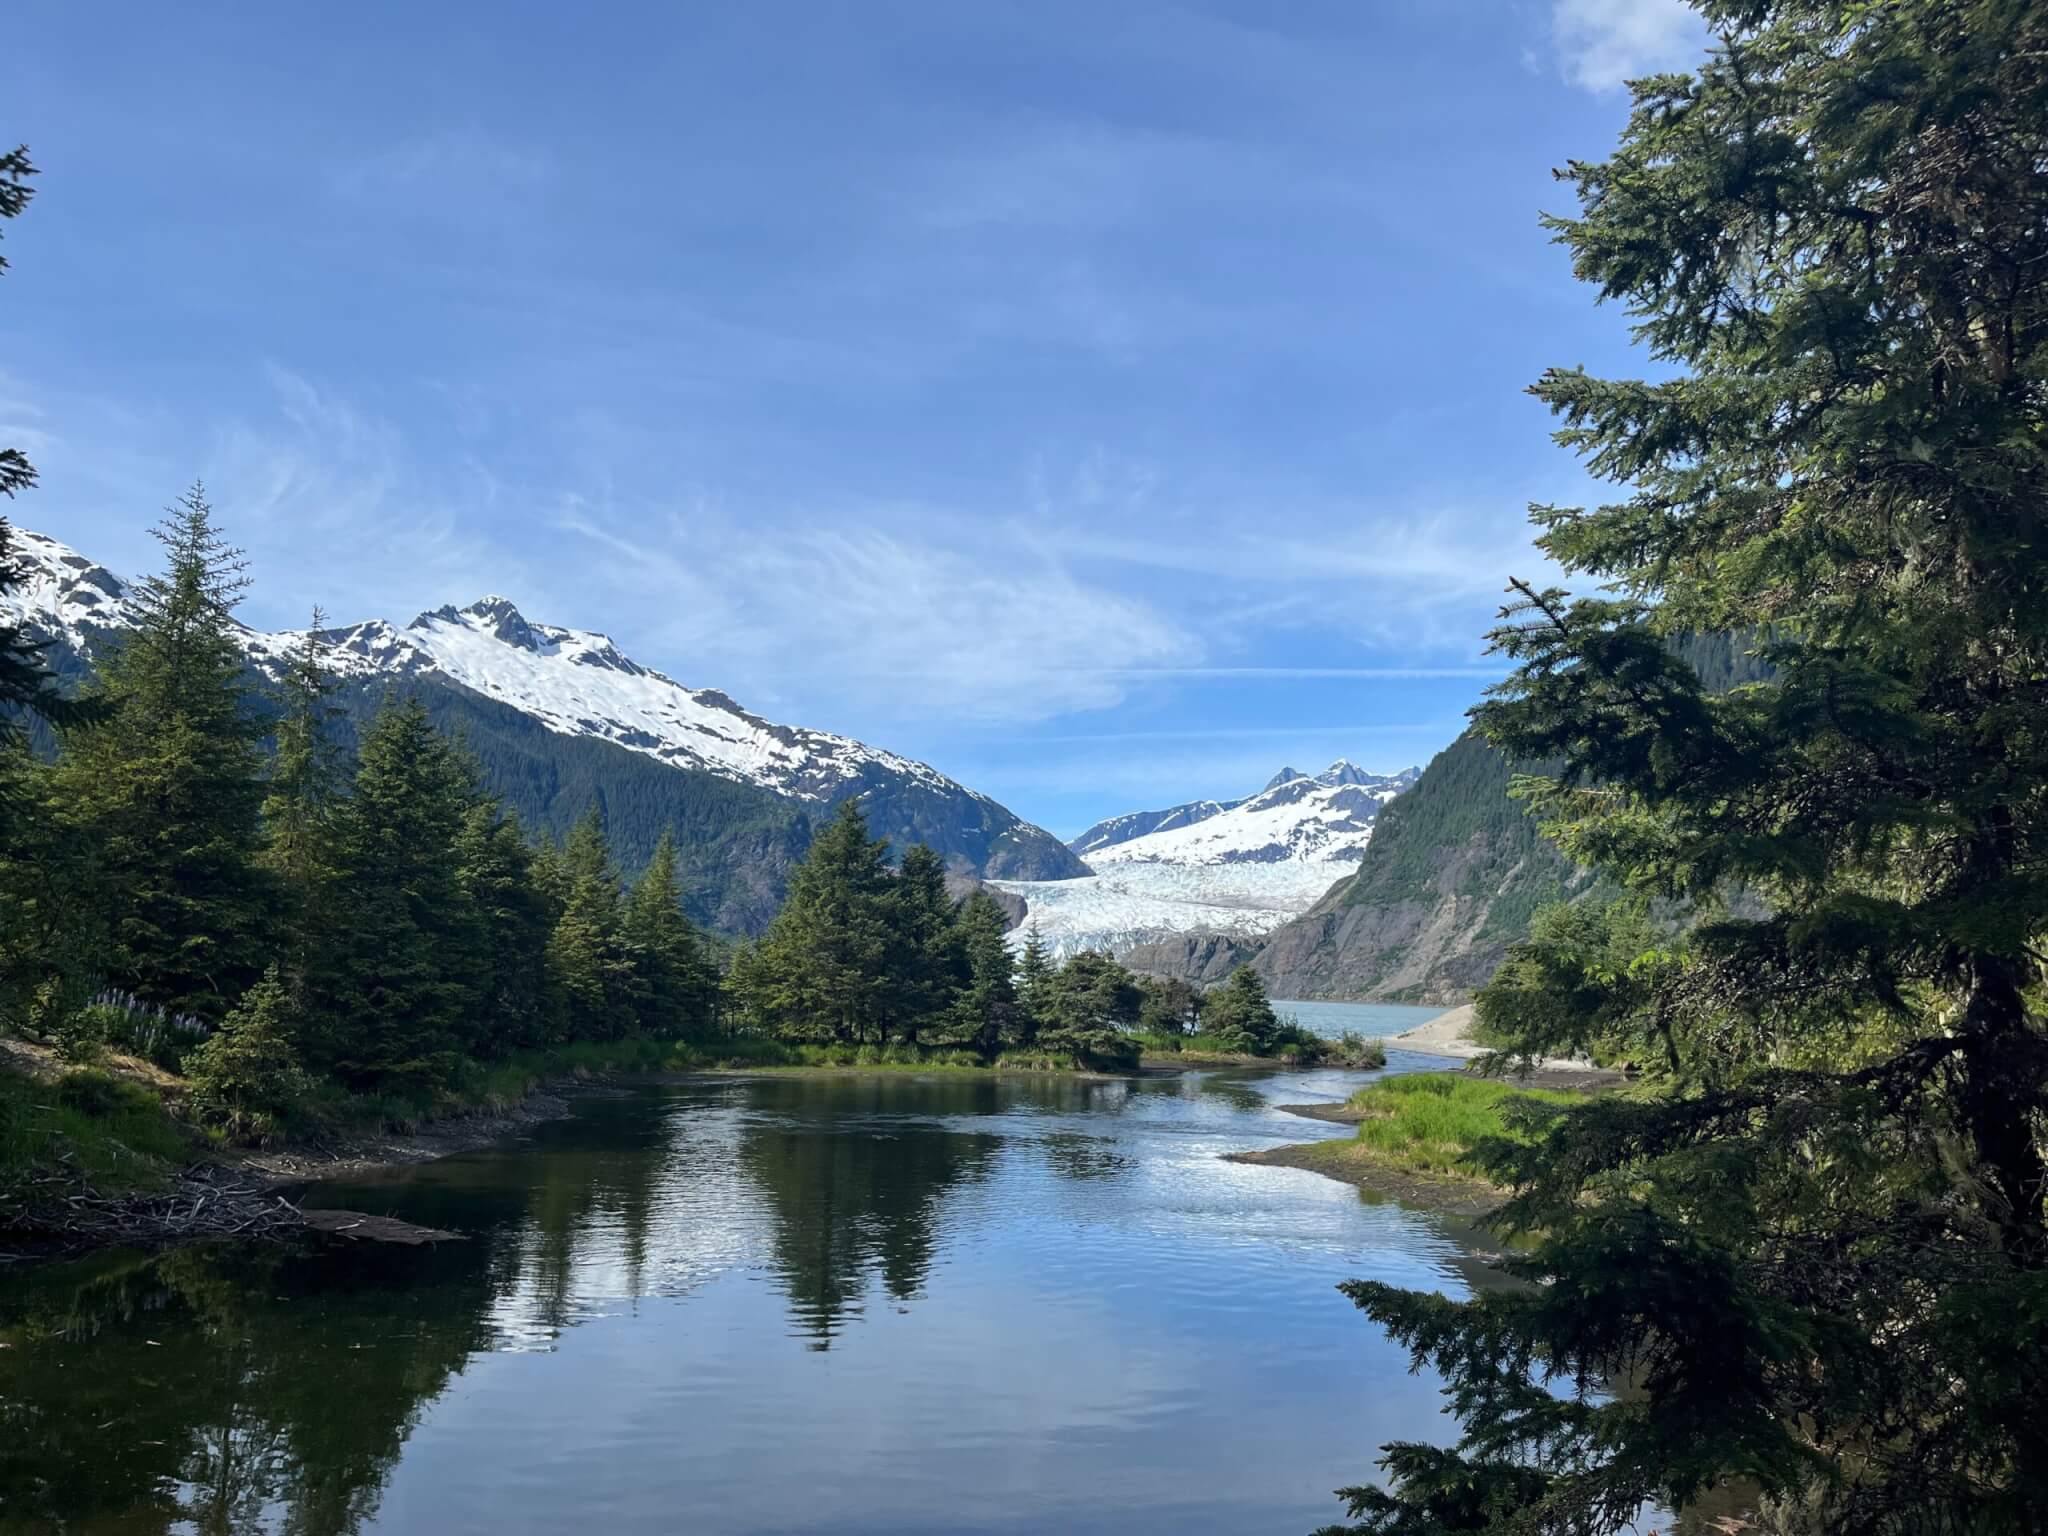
(989, 760), (1418, 962)
(1248, 635), (1773, 1003)
(6, 527), (1085, 931)
(1247, 731), (1587, 1003)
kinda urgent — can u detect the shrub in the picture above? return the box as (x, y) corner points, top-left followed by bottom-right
(51, 1005), (112, 1065)
(183, 972), (311, 1143)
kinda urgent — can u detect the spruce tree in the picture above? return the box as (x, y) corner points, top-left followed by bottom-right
(952, 890), (1019, 1056)
(1015, 924), (1054, 1046)
(455, 800), (561, 1052)
(261, 614), (344, 1006)
(1331, 6), (2048, 1531)
(1202, 966), (1277, 1056)
(184, 967), (310, 1142)
(884, 843), (963, 1047)
(0, 148), (74, 757)
(312, 695), (478, 1090)
(1037, 950), (1142, 1069)
(53, 486), (271, 1018)
(728, 800), (894, 1044)
(623, 827), (713, 1038)
(547, 804), (637, 1041)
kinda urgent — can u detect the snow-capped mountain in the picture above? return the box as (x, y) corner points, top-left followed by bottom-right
(989, 760), (1420, 959)
(5, 526), (1087, 916)
(1068, 795), (1234, 858)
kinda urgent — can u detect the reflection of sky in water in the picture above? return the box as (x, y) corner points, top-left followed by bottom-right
(369, 1066), (1477, 1534)
(5, 1058), (1495, 1536)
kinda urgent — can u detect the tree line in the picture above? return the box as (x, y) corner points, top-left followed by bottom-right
(724, 809), (1321, 1070)
(0, 490), (1342, 1134)
(2, 491), (723, 1129)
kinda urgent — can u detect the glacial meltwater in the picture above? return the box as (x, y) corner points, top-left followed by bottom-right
(2, 1006), (1503, 1535)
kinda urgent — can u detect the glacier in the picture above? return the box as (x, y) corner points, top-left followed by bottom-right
(991, 761), (1419, 958)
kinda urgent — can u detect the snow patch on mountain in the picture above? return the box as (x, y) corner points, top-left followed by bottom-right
(992, 761), (1420, 958)
(4, 527), (985, 807)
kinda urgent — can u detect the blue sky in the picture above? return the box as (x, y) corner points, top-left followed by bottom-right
(7, 0), (1706, 836)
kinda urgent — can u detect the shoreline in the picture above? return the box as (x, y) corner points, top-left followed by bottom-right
(1224, 1137), (1507, 1219)
(7, 1008), (1550, 1258)
(1224, 1009), (1625, 1214)
(1, 1088), (584, 1261)
(4, 1050), (1348, 1260)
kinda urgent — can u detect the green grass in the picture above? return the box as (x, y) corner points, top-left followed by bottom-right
(1138, 1030), (1388, 1068)
(1345, 1072), (1581, 1177)
(0, 1068), (195, 1198)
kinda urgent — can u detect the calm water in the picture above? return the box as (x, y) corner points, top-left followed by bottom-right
(1273, 999), (1455, 1040)
(3, 1019), (1511, 1536)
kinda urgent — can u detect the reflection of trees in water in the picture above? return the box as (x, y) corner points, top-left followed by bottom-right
(0, 1239), (499, 1535)
(0, 1102), (686, 1535)
(738, 1077), (1002, 1347)
(0, 1076), (1193, 1528)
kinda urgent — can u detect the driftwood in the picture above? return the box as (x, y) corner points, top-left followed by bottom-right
(300, 1209), (465, 1245)
(2, 1161), (462, 1254)
(1, 1160), (309, 1251)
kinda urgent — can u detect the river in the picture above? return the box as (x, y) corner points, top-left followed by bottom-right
(2, 1004), (1504, 1535)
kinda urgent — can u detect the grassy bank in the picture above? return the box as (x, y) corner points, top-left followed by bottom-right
(1344, 1072), (1580, 1176)
(0, 1066), (195, 1202)
(1137, 1030), (1388, 1070)
(1228, 1071), (1587, 1213)
(446, 1036), (1095, 1105)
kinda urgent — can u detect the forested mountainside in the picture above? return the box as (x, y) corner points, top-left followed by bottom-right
(1250, 634), (1770, 1002)
(8, 527), (1083, 933)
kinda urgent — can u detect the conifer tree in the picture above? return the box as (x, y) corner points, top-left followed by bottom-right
(952, 890), (1019, 1056)
(624, 827), (713, 1038)
(547, 804), (637, 1041)
(184, 967), (310, 1142)
(0, 148), (80, 770)
(1331, 5), (2048, 1531)
(1201, 966), (1277, 1056)
(53, 486), (270, 1018)
(1015, 924), (1054, 1046)
(728, 800), (894, 1043)
(312, 695), (478, 1089)
(261, 614), (344, 1005)
(884, 844), (963, 1046)
(1037, 950), (1142, 1068)
(455, 800), (560, 1051)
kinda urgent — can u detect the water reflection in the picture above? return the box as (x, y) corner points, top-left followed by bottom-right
(2, 1067), (1503, 1535)
(737, 1078), (1002, 1344)
(0, 1240), (497, 1535)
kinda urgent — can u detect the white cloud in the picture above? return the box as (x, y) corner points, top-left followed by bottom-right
(560, 513), (1201, 726)
(1551, 0), (1704, 92)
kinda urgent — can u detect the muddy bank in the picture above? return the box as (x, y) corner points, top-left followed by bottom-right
(3, 1090), (578, 1261)
(229, 1090), (576, 1186)
(1225, 1138), (1506, 1219)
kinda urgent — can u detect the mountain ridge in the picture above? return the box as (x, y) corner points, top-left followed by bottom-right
(5, 526), (1087, 929)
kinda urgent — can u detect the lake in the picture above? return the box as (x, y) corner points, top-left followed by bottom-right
(3, 1007), (1504, 1535)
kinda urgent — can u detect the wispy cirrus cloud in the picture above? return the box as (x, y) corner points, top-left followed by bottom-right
(558, 512), (1201, 726)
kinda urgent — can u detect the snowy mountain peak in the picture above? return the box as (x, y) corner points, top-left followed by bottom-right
(2, 526), (992, 813)
(5, 527), (141, 650)
(457, 595), (538, 650)
(1263, 765), (1306, 791)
